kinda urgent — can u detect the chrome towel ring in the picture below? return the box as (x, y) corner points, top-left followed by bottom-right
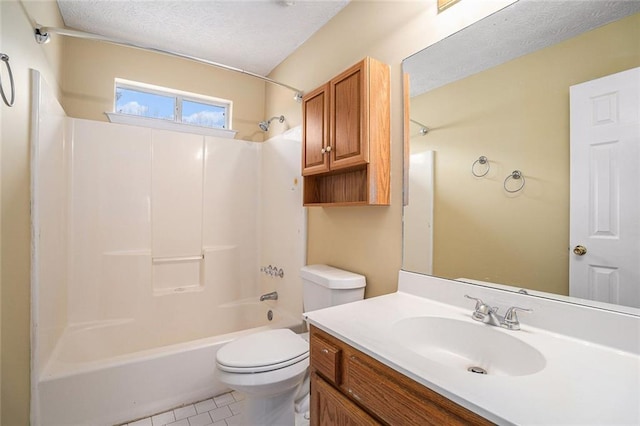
(0, 53), (15, 107)
(504, 170), (525, 193)
(471, 156), (490, 177)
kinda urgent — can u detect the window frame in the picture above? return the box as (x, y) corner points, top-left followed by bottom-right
(113, 78), (233, 131)
(437, 0), (461, 12)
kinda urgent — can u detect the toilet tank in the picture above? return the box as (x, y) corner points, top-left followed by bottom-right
(301, 264), (366, 312)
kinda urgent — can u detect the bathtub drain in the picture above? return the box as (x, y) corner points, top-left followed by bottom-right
(267, 310), (273, 321)
(467, 366), (488, 375)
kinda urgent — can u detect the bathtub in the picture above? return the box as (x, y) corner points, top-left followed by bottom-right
(37, 301), (302, 426)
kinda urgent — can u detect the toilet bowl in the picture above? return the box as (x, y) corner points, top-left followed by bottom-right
(215, 265), (366, 425)
(216, 329), (309, 425)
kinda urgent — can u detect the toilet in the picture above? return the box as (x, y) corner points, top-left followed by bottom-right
(215, 264), (366, 425)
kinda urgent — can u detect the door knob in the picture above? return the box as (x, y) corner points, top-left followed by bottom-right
(573, 245), (587, 256)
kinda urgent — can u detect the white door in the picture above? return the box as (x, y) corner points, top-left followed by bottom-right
(403, 150), (434, 275)
(569, 67), (640, 308)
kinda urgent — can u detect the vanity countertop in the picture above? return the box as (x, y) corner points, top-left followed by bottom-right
(304, 282), (640, 425)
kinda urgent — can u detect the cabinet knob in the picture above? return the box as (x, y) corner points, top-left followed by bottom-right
(325, 145), (332, 152)
(321, 148), (326, 154)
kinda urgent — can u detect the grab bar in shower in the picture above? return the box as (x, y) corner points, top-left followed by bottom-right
(152, 255), (204, 264)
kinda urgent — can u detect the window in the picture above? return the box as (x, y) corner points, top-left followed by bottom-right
(116, 86), (176, 121)
(181, 99), (227, 129)
(112, 79), (232, 132)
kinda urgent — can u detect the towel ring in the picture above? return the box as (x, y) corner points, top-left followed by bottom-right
(472, 156), (490, 177)
(0, 53), (15, 107)
(504, 170), (525, 193)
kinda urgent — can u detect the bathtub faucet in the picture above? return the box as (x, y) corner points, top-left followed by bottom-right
(260, 291), (278, 302)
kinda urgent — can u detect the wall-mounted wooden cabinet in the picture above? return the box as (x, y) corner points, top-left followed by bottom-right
(302, 57), (390, 206)
(310, 326), (492, 426)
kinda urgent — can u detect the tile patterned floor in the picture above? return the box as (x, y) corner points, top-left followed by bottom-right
(122, 391), (244, 426)
(121, 391), (310, 426)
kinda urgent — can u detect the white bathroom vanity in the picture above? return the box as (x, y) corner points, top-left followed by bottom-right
(305, 271), (640, 425)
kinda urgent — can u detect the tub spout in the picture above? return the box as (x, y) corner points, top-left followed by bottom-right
(260, 291), (278, 301)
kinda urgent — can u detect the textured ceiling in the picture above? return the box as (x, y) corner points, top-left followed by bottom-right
(56, 0), (349, 76)
(404, 0), (640, 97)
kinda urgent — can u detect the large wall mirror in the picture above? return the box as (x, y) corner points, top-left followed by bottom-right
(402, 0), (640, 313)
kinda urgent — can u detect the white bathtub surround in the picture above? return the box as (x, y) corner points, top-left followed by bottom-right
(67, 119), (263, 319)
(31, 74), (306, 425)
(259, 125), (306, 318)
(30, 71), (69, 379)
(304, 271), (640, 425)
(151, 131), (205, 293)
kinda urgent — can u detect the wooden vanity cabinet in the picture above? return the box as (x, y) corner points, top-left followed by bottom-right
(309, 325), (493, 426)
(311, 373), (379, 425)
(302, 57), (390, 206)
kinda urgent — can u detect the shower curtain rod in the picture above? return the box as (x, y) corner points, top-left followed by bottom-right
(34, 26), (304, 101)
(410, 118), (430, 135)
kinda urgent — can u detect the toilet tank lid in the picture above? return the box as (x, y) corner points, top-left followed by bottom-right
(300, 264), (366, 289)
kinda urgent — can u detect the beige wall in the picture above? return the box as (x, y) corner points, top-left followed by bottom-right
(266, 0), (515, 297)
(62, 38), (268, 142)
(1, 1), (65, 424)
(408, 13), (640, 295)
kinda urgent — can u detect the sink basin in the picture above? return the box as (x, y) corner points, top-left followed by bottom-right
(392, 317), (546, 377)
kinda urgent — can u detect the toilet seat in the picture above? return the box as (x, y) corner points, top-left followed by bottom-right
(216, 329), (309, 374)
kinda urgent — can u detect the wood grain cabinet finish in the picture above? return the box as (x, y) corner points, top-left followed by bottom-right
(302, 84), (330, 175)
(302, 57), (390, 206)
(310, 326), (494, 426)
(310, 332), (342, 385)
(311, 373), (380, 426)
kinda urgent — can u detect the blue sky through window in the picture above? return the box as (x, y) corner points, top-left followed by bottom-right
(182, 100), (226, 129)
(116, 87), (175, 120)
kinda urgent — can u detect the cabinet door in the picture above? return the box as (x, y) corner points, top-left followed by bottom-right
(311, 373), (379, 426)
(330, 60), (369, 170)
(346, 353), (492, 425)
(302, 84), (330, 175)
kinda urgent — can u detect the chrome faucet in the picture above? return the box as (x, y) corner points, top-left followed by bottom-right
(464, 295), (532, 331)
(260, 291), (278, 302)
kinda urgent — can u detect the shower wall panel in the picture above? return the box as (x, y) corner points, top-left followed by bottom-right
(68, 119), (152, 324)
(32, 71), (70, 370)
(151, 131), (204, 258)
(203, 138), (261, 302)
(260, 127), (305, 317)
(151, 131), (204, 293)
(66, 119), (261, 327)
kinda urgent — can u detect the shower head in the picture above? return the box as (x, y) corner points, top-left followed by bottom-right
(259, 115), (285, 131)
